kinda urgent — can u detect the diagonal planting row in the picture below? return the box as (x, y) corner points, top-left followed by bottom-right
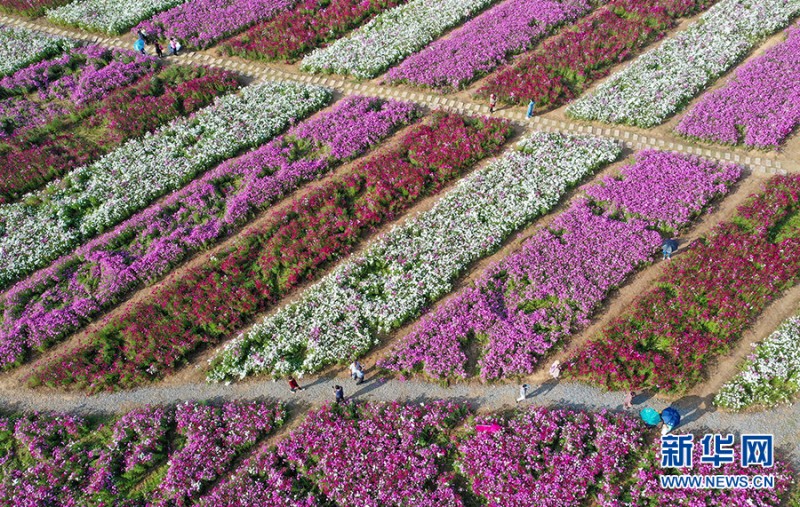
(0, 25), (73, 77)
(133, 0), (296, 50)
(208, 132), (622, 383)
(383, 0), (592, 91)
(220, 0), (406, 63)
(676, 21), (800, 150)
(567, 0), (800, 127)
(569, 174), (800, 393)
(0, 402), (793, 507)
(379, 152), (741, 381)
(0, 95), (418, 370)
(0, 0), (70, 15)
(0, 81), (331, 289)
(475, 0), (715, 107)
(46, 0), (187, 35)
(1, 45), (240, 203)
(25, 112), (511, 392)
(715, 313), (800, 411)
(299, 0), (498, 79)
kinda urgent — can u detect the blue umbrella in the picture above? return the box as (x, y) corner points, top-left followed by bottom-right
(661, 407), (681, 428)
(640, 407), (661, 426)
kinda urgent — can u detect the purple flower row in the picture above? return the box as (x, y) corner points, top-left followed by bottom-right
(0, 97), (68, 139)
(0, 96), (418, 369)
(675, 22), (800, 149)
(384, 0), (590, 90)
(459, 407), (645, 507)
(135, 0), (295, 49)
(378, 151), (741, 381)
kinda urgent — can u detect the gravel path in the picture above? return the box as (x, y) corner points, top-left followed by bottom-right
(3, 374), (798, 466)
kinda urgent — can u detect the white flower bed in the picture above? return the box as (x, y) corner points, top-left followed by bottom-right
(299, 0), (495, 79)
(715, 317), (800, 411)
(46, 0), (187, 35)
(208, 132), (622, 382)
(566, 0), (800, 128)
(0, 26), (73, 76)
(0, 81), (330, 287)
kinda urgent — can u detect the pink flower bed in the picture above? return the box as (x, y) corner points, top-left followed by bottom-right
(384, 0), (590, 90)
(458, 406), (645, 507)
(379, 151), (740, 381)
(676, 22), (800, 149)
(276, 401), (468, 507)
(135, 0), (295, 49)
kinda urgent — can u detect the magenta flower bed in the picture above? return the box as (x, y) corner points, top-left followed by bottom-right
(0, 96), (417, 370)
(276, 401), (468, 507)
(675, 22), (800, 149)
(458, 407), (645, 507)
(135, 0), (296, 49)
(197, 445), (319, 506)
(379, 151), (740, 381)
(384, 0), (590, 90)
(153, 401), (286, 506)
(629, 437), (793, 506)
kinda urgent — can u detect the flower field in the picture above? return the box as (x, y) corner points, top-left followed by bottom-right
(25, 112), (510, 391)
(46, 0), (187, 34)
(0, 401), (287, 505)
(2, 95), (418, 372)
(475, 0), (714, 107)
(0, 46), (240, 203)
(567, 0), (800, 127)
(134, 0), (295, 50)
(0, 0), (70, 15)
(379, 151), (740, 381)
(569, 174), (800, 393)
(676, 22), (800, 149)
(0, 26), (73, 76)
(715, 316), (800, 411)
(220, 0), (405, 62)
(299, 0), (496, 78)
(0, 81), (330, 289)
(208, 132), (621, 382)
(459, 407), (645, 507)
(0, 402), (792, 506)
(383, 0), (591, 90)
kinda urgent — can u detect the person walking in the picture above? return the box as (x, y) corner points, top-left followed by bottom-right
(489, 93), (497, 114)
(168, 37), (182, 56)
(133, 37), (146, 55)
(333, 384), (345, 404)
(623, 390), (635, 410)
(526, 99), (536, 119)
(349, 360), (365, 385)
(516, 383), (530, 403)
(662, 238), (677, 260)
(154, 41), (164, 58)
(549, 360), (561, 380)
(288, 377), (303, 393)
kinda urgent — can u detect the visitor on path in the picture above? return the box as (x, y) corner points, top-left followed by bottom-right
(133, 38), (146, 55)
(168, 38), (181, 56)
(549, 360), (561, 380)
(154, 41), (164, 58)
(661, 407), (681, 435)
(662, 238), (678, 260)
(639, 407), (661, 426)
(516, 384), (530, 403)
(349, 360), (363, 380)
(334, 384), (345, 404)
(489, 93), (497, 114)
(526, 99), (536, 118)
(623, 390), (635, 410)
(136, 28), (148, 42)
(288, 377), (303, 393)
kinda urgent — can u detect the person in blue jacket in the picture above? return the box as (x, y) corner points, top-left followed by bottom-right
(526, 99), (536, 118)
(133, 37), (145, 55)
